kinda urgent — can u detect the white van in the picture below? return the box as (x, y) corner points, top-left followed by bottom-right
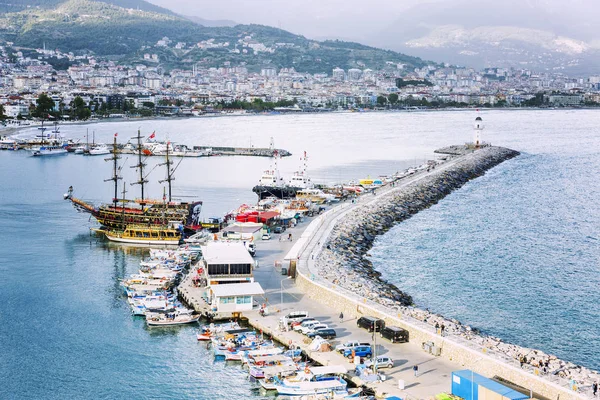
(283, 311), (309, 326)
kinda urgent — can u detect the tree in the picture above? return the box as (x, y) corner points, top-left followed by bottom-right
(376, 96), (387, 107)
(0, 104), (4, 120)
(388, 93), (399, 105)
(71, 96), (91, 120)
(34, 93), (55, 118)
(142, 101), (155, 109)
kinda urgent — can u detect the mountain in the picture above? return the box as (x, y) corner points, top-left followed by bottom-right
(370, 0), (600, 75)
(0, 0), (429, 73)
(0, 0), (176, 14)
(183, 15), (236, 28)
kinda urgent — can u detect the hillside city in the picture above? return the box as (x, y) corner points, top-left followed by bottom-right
(2, 36), (600, 121)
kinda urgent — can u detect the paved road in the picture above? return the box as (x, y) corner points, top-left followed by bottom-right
(250, 158), (467, 399)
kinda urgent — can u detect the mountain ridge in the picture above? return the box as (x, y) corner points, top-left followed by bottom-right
(0, 0), (430, 73)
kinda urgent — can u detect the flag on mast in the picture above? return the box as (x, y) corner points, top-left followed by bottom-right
(149, 132), (156, 139)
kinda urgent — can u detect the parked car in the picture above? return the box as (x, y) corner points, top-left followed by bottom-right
(244, 242), (256, 257)
(294, 319), (320, 332)
(303, 323), (328, 335)
(273, 226), (285, 234)
(262, 233), (271, 240)
(380, 326), (409, 343)
(357, 316), (385, 333)
(343, 345), (372, 359)
(299, 322), (326, 335)
(307, 328), (337, 339)
(283, 311), (309, 326)
(290, 317), (315, 328)
(335, 340), (371, 353)
(364, 356), (394, 369)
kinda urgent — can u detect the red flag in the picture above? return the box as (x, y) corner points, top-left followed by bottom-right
(149, 132), (156, 139)
(114, 133), (118, 137)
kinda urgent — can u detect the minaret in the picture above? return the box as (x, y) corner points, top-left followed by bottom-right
(474, 116), (484, 148)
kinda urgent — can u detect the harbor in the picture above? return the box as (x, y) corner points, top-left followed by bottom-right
(171, 142), (596, 399)
(2, 110), (600, 399)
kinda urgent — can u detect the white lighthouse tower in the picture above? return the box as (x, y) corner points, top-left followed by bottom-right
(473, 116), (484, 148)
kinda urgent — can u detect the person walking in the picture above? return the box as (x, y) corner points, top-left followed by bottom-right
(440, 323), (445, 336)
(413, 364), (419, 377)
(339, 312), (344, 323)
(592, 381), (598, 397)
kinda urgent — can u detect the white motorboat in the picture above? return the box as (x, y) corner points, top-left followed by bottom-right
(32, 146), (68, 156)
(146, 308), (199, 326)
(88, 144), (110, 155)
(273, 377), (348, 396)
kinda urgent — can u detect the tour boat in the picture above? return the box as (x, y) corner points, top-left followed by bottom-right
(32, 146), (68, 156)
(93, 225), (182, 245)
(65, 132), (202, 233)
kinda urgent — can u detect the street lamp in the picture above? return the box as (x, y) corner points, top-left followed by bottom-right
(280, 276), (293, 313)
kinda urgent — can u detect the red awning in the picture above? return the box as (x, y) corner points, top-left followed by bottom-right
(258, 211), (280, 223)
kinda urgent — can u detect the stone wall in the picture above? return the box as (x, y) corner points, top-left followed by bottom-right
(296, 272), (585, 400)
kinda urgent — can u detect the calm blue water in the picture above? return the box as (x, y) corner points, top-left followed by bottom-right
(369, 111), (600, 371)
(1, 110), (598, 398)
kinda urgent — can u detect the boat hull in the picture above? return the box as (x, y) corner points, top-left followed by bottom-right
(146, 315), (200, 326)
(252, 185), (301, 200)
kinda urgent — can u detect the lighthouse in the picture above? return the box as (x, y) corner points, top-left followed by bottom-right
(473, 116), (484, 148)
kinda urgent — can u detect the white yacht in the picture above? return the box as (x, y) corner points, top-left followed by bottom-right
(88, 143), (110, 155)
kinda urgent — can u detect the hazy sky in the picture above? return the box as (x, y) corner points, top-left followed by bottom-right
(147, 0), (428, 40)
(147, 0), (598, 43)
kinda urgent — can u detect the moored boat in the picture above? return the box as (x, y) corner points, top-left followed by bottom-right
(32, 145), (68, 156)
(93, 224), (182, 246)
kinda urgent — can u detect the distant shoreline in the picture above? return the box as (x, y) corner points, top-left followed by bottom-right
(3, 106), (599, 138)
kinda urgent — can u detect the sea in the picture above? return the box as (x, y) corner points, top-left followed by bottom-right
(0, 110), (598, 398)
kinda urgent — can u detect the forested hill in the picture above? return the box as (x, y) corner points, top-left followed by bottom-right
(0, 0), (175, 14)
(0, 0), (429, 73)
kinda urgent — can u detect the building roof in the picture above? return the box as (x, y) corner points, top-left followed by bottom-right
(211, 282), (265, 297)
(453, 370), (529, 400)
(203, 241), (254, 265)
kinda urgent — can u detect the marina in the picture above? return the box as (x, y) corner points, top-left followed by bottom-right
(1, 110), (599, 399)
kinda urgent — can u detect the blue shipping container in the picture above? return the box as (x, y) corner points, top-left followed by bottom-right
(451, 370), (529, 400)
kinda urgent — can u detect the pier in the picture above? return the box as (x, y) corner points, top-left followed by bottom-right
(177, 145), (595, 399)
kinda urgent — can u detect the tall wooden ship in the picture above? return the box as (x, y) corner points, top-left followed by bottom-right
(64, 131), (203, 232)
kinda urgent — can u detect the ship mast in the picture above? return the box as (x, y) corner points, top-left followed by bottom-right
(130, 129), (148, 204)
(158, 141), (173, 203)
(121, 181), (127, 228)
(104, 134), (121, 208)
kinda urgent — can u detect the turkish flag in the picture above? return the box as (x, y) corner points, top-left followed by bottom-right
(149, 132), (156, 139)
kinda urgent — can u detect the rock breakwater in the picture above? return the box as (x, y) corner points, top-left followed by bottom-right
(315, 146), (600, 391)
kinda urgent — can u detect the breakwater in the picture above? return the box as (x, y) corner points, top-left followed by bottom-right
(316, 146), (519, 309)
(302, 145), (598, 399)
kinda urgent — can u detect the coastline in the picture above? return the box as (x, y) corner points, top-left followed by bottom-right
(294, 146), (598, 398)
(3, 107), (598, 138)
